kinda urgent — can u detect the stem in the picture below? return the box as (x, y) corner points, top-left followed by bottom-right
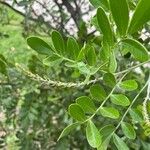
(83, 75), (91, 85)
(16, 59), (150, 88)
(55, 53), (75, 63)
(115, 60), (150, 75)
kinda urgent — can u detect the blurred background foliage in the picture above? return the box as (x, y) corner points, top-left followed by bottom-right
(0, 1), (93, 149)
(0, 0), (150, 150)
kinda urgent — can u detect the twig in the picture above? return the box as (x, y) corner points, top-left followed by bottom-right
(15, 60), (150, 88)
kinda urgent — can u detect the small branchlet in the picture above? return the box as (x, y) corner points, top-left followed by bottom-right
(15, 60), (150, 88)
(16, 63), (102, 88)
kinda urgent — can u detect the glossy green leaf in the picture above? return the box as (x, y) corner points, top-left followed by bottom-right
(128, 0), (150, 34)
(77, 44), (86, 61)
(109, 0), (129, 36)
(68, 104), (86, 122)
(91, 16), (101, 32)
(100, 46), (110, 62)
(121, 122), (136, 139)
(129, 108), (143, 122)
(89, 0), (109, 10)
(90, 84), (107, 101)
(97, 135), (111, 150)
(76, 96), (96, 113)
(119, 80), (138, 91)
(103, 73), (116, 88)
(109, 52), (117, 73)
(99, 107), (120, 119)
(100, 37), (111, 62)
(86, 120), (102, 148)
(110, 94), (130, 107)
(97, 7), (114, 45)
(121, 38), (149, 62)
(85, 46), (96, 66)
(27, 37), (52, 55)
(67, 37), (80, 60)
(51, 30), (65, 54)
(99, 125), (115, 141)
(77, 62), (90, 75)
(113, 134), (129, 150)
(58, 122), (80, 141)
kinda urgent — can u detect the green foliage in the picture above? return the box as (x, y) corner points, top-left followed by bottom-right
(109, 52), (117, 73)
(113, 134), (129, 150)
(68, 104), (86, 122)
(121, 122), (136, 139)
(99, 125), (115, 140)
(97, 135), (111, 150)
(97, 7), (114, 46)
(90, 84), (107, 101)
(86, 120), (102, 148)
(84, 46), (97, 66)
(110, 94), (130, 107)
(119, 79), (138, 91)
(67, 37), (80, 60)
(51, 30), (65, 55)
(128, 0), (150, 34)
(129, 108), (143, 122)
(99, 107), (120, 119)
(121, 38), (149, 62)
(103, 73), (116, 88)
(27, 37), (52, 55)
(109, 0), (129, 36)
(1, 0), (150, 149)
(89, 0), (109, 10)
(58, 122), (80, 141)
(76, 96), (96, 113)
